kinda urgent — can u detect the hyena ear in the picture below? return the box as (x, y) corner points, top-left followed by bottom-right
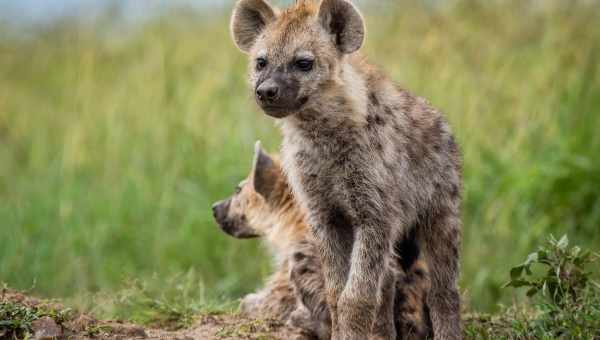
(252, 141), (279, 201)
(230, 0), (277, 53)
(318, 0), (365, 54)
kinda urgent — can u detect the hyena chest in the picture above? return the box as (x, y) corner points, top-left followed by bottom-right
(281, 130), (390, 223)
(282, 140), (345, 202)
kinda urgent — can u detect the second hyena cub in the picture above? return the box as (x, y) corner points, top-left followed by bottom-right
(212, 142), (308, 322)
(230, 1), (462, 339)
(213, 142), (433, 340)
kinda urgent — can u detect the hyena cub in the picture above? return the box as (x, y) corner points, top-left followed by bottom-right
(212, 142), (309, 322)
(213, 142), (433, 340)
(230, 1), (462, 339)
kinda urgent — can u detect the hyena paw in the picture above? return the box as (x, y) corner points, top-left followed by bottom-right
(336, 295), (376, 340)
(371, 320), (397, 340)
(368, 335), (395, 340)
(240, 293), (262, 316)
(287, 306), (312, 329)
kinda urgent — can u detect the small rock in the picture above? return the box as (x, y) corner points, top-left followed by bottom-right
(105, 322), (147, 338)
(32, 316), (62, 340)
(121, 324), (147, 338)
(65, 314), (96, 332)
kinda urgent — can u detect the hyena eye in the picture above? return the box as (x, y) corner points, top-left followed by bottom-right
(256, 58), (268, 71)
(235, 186), (242, 194)
(295, 59), (314, 72)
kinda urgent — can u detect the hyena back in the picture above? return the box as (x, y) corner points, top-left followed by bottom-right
(213, 142), (434, 339)
(230, 0), (463, 339)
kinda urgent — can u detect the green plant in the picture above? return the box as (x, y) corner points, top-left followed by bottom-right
(0, 302), (39, 338)
(505, 235), (599, 306)
(498, 235), (600, 339)
(0, 292), (72, 339)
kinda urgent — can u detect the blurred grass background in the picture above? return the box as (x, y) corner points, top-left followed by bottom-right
(1, 0), (599, 313)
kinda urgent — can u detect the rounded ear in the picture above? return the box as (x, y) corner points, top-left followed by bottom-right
(230, 0), (277, 53)
(251, 141), (278, 200)
(318, 0), (365, 54)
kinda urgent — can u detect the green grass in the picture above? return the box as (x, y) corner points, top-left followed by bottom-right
(90, 270), (236, 330)
(0, 0), (599, 315)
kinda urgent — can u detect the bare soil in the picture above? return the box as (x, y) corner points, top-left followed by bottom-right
(0, 289), (307, 340)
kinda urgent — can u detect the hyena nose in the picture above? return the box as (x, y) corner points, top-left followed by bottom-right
(212, 202), (221, 218)
(256, 83), (280, 102)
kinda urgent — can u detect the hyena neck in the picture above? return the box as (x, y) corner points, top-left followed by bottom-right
(336, 57), (369, 124)
(264, 184), (311, 260)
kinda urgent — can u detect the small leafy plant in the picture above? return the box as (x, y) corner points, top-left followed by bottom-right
(0, 284), (73, 339)
(465, 235), (600, 339)
(501, 235), (600, 339)
(504, 235), (599, 306)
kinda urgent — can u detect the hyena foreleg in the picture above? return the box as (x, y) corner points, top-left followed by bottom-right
(337, 223), (397, 340)
(288, 241), (331, 340)
(309, 203), (359, 338)
(314, 223), (353, 338)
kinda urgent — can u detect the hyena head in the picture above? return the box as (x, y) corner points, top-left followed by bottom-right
(230, 0), (365, 118)
(212, 141), (303, 242)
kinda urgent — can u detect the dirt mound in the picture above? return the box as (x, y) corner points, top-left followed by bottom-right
(0, 288), (306, 340)
(147, 315), (305, 340)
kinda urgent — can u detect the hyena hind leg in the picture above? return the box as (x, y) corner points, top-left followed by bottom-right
(288, 242), (331, 340)
(240, 264), (297, 320)
(289, 304), (330, 340)
(420, 211), (462, 340)
(394, 263), (434, 340)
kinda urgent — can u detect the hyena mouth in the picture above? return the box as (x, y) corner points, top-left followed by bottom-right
(216, 219), (260, 239)
(298, 96), (309, 106)
(261, 106), (294, 119)
(261, 97), (310, 119)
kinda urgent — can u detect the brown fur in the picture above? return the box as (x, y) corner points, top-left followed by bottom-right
(230, 1), (463, 339)
(213, 143), (433, 339)
(212, 143), (307, 321)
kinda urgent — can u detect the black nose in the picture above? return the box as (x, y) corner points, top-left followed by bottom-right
(256, 83), (280, 102)
(212, 202), (221, 218)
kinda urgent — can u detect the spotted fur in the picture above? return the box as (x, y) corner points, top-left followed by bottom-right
(212, 142), (434, 339)
(230, 0), (463, 339)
